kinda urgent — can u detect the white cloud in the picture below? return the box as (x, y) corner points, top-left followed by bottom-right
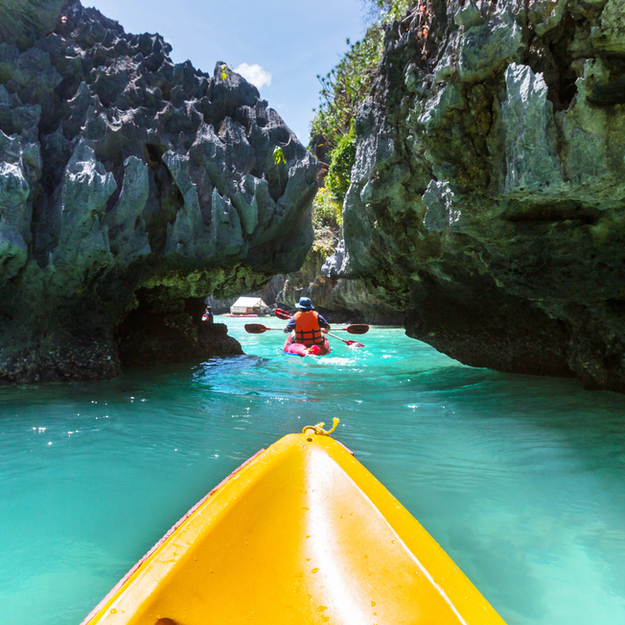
(234, 63), (272, 90)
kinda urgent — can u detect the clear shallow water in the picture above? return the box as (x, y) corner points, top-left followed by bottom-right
(1, 315), (625, 624)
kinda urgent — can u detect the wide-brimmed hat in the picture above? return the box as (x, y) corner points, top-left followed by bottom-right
(295, 297), (314, 310)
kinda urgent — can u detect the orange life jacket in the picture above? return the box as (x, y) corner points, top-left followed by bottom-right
(294, 311), (323, 346)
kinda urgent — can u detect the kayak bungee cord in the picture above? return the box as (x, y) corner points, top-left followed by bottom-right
(302, 418), (340, 437)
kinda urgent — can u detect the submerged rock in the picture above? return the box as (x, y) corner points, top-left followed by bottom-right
(341, 0), (625, 391)
(0, 0), (316, 383)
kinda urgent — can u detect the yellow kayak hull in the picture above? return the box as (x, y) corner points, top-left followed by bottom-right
(82, 432), (507, 624)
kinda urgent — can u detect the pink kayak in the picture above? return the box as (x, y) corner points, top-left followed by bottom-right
(283, 335), (331, 357)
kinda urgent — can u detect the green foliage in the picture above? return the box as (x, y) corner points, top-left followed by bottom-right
(310, 24), (384, 154)
(312, 187), (342, 231)
(309, 1), (416, 153)
(305, 0), (417, 263)
(273, 146), (286, 192)
(273, 146), (286, 164)
(310, 0), (417, 208)
(325, 122), (357, 206)
(374, 0), (414, 22)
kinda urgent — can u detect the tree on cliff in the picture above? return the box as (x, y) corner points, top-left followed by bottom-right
(309, 0), (418, 207)
(279, 1), (418, 311)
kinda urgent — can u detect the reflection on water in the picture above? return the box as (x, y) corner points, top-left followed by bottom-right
(1, 316), (625, 624)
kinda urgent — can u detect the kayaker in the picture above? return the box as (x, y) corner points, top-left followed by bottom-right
(202, 305), (213, 323)
(283, 297), (330, 347)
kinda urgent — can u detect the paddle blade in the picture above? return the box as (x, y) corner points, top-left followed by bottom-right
(345, 324), (369, 335)
(326, 332), (365, 349)
(345, 340), (365, 348)
(333, 324), (369, 334)
(274, 308), (292, 320)
(245, 323), (269, 334)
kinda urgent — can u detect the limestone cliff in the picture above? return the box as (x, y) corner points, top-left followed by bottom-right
(341, 0), (625, 391)
(0, 0), (317, 383)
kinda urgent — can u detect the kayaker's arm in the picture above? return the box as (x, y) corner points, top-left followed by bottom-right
(284, 317), (296, 333)
(318, 314), (330, 332)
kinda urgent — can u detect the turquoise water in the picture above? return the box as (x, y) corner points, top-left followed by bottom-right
(1, 316), (625, 624)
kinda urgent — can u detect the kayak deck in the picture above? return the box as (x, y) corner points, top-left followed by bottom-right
(82, 431), (506, 624)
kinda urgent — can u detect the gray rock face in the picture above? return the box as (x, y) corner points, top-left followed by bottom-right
(342, 0), (625, 391)
(321, 240), (351, 279)
(0, 0), (317, 383)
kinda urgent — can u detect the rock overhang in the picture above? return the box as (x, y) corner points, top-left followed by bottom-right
(0, 0), (318, 383)
(339, 0), (625, 392)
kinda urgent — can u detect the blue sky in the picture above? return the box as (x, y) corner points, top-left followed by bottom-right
(86, 0), (373, 144)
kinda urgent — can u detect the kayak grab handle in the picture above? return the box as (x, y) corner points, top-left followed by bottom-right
(302, 418), (340, 437)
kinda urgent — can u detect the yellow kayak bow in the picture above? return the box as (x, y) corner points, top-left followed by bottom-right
(82, 426), (507, 624)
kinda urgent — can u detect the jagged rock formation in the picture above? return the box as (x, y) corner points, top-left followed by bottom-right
(0, 0), (317, 383)
(340, 0), (625, 391)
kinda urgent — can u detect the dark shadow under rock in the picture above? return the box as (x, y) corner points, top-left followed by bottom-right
(117, 315), (243, 368)
(116, 293), (243, 367)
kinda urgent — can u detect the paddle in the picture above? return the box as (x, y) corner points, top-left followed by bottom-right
(326, 332), (365, 348)
(245, 323), (279, 334)
(245, 321), (364, 350)
(274, 308), (365, 348)
(333, 324), (369, 335)
(274, 308), (369, 335)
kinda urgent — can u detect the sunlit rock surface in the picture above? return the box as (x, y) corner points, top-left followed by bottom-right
(340, 0), (625, 391)
(0, 0), (317, 383)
